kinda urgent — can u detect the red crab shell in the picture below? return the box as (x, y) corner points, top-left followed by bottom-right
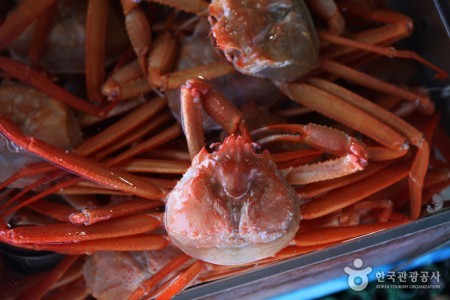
(209, 0), (320, 81)
(165, 135), (300, 265)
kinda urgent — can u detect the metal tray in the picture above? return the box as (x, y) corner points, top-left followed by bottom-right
(175, 1), (450, 299)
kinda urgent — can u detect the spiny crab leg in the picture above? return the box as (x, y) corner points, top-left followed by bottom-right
(259, 123), (369, 184)
(0, 115), (165, 200)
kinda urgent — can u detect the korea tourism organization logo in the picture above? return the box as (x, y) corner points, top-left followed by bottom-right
(344, 258), (442, 291)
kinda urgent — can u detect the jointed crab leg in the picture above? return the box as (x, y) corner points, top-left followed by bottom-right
(24, 234), (169, 254)
(279, 82), (406, 150)
(261, 124), (369, 184)
(301, 159), (411, 219)
(181, 79), (250, 158)
(0, 214), (160, 244)
(0, 116), (165, 200)
(320, 59), (434, 114)
(295, 219), (407, 247)
(129, 253), (192, 300)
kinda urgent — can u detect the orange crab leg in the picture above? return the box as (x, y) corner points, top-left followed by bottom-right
(154, 261), (205, 300)
(16, 255), (79, 300)
(305, 77), (427, 146)
(85, 0), (109, 103)
(118, 158), (189, 175)
(263, 124), (369, 184)
(0, 214), (161, 244)
(301, 159), (411, 219)
(95, 111), (173, 160)
(320, 59), (434, 114)
(0, 116), (165, 200)
(295, 219), (407, 247)
(0, 0), (58, 51)
(25, 234), (169, 254)
(129, 253), (192, 300)
(278, 82), (406, 150)
(163, 61), (236, 90)
(69, 198), (163, 225)
(181, 79), (250, 158)
(27, 200), (74, 223)
(0, 57), (105, 116)
(75, 97), (167, 157)
(368, 146), (408, 161)
(105, 123), (182, 165)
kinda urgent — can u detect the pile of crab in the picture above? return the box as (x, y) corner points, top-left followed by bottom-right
(0, 0), (449, 299)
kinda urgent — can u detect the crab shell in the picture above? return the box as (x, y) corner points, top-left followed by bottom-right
(209, 0), (319, 81)
(165, 135), (300, 265)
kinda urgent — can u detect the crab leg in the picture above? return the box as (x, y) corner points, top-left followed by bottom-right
(95, 111), (173, 160)
(69, 198), (163, 225)
(295, 219), (407, 247)
(75, 96), (167, 157)
(181, 79), (249, 158)
(85, 0), (109, 103)
(0, 214), (160, 244)
(27, 200), (74, 222)
(16, 255), (79, 300)
(0, 116), (165, 200)
(263, 124), (369, 184)
(320, 59), (434, 114)
(0, 0), (58, 51)
(296, 162), (393, 198)
(304, 77), (430, 219)
(129, 253), (192, 300)
(278, 82), (406, 150)
(154, 261), (205, 300)
(301, 159), (411, 219)
(24, 234), (169, 254)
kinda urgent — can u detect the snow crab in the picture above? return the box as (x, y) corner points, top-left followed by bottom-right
(0, 0), (449, 299)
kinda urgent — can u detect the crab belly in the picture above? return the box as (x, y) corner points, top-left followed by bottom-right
(165, 141), (300, 265)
